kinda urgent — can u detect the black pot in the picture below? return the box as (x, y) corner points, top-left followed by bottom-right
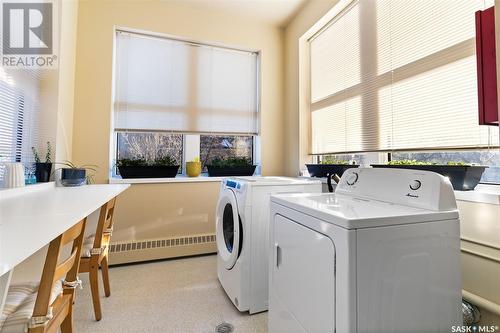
(61, 168), (87, 187)
(118, 165), (180, 178)
(371, 164), (488, 191)
(306, 164), (359, 178)
(206, 165), (256, 177)
(35, 162), (52, 182)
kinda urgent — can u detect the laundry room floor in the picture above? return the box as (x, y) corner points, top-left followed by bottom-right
(73, 254), (267, 333)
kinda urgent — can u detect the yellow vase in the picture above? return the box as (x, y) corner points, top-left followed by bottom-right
(186, 161), (202, 177)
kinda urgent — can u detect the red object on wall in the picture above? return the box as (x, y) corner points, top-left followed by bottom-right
(476, 6), (499, 126)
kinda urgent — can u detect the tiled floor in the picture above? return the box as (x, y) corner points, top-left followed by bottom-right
(74, 254), (267, 333)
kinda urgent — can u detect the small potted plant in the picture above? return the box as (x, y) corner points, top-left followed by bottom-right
(306, 156), (358, 178)
(32, 141), (52, 182)
(371, 160), (488, 191)
(58, 161), (97, 186)
(206, 157), (256, 177)
(117, 155), (180, 178)
(186, 157), (202, 177)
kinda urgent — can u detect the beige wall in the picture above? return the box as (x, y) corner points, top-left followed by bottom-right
(34, 0), (79, 165)
(284, 0), (338, 176)
(111, 182), (220, 243)
(55, 0), (79, 162)
(72, 0), (285, 242)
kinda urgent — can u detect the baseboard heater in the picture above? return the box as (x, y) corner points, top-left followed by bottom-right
(108, 234), (217, 265)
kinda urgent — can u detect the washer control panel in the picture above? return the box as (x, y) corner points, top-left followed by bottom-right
(336, 168), (456, 211)
(223, 179), (246, 193)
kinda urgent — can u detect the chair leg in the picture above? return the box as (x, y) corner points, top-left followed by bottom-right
(101, 255), (111, 297)
(60, 307), (73, 333)
(89, 265), (102, 321)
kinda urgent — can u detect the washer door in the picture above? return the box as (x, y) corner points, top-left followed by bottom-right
(216, 188), (241, 269)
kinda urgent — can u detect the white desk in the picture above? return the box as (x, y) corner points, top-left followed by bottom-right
(0, 182), (130, 313)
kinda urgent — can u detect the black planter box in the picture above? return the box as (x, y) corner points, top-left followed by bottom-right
(371, 164), (488, 191)
(207, 165), (256, 177)
(118, 165), (180, 179)
(306, 164), (359, 178)
(35, 162), (52, 182)
(61, 168), (86, 187)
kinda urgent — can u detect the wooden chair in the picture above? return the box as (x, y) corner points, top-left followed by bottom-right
(78, 197), (116, 321)
(0, 218), (86, 333)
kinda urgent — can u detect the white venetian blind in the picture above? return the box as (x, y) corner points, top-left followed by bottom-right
(309, 0), (499, 154)
(0, 67), (41, 177)
(114, 31), (259, 135)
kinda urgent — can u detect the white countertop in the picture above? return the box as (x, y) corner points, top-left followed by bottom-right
(109, 175), (223, 184)
(0, 182), (130, 276)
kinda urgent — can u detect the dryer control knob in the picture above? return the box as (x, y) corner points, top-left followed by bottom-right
(346, 172), (358, 185)
(409, 180), (422, 190)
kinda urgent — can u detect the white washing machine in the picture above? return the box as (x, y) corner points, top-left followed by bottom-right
(216, 176), (322, 314)
(269, 168), (462, 333)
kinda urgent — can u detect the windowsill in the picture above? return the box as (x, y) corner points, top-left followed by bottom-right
(108, 174), (224, 184)
(300, 176), (500, 205)
(454, 184), (500, 205)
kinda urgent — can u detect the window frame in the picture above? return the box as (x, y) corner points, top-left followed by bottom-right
(183, 134), (258, 175)
(109, 26), (262, 180)
(302, 0), (500, 186)
(199, 134), (256, 173)
(114, 131), (185, 176)
(304, 0), (499, 156)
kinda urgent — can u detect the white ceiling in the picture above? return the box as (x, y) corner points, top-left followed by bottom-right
(175, 0), (307, 26)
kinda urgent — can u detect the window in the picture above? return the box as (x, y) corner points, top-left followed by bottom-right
(200, 135), (253, 171)
(308, 0), (498, 155)
(112, 29), (260, 177)
(116, 132), (183, 172)
(0, 68), (41, 179)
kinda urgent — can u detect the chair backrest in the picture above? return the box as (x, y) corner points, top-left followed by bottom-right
(32, 218), (86, 319)
(92, 198), (116, 250)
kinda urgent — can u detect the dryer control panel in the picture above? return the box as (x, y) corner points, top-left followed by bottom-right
(336, 168), (457, 212)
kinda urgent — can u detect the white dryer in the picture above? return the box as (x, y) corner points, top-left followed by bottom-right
(269, 168), (462, 333)
(216, 176), (321, 314)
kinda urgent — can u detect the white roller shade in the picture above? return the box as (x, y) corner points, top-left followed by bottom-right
(309, 0), (499, 154)
(114, 31), (259, 135)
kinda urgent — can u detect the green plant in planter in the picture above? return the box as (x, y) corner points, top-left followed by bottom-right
(388, 159), (471, 166)
(152, 155), (177, 166)
(57, 161), (97, 185)
(31, 141), (52, 163)
(446, 161), (471, 166)
(117, 155), (177, 167)
(388, 159), (433, 166)
(209, 157), (252, 168)
(31, 142), (53, 182)
(320, 156), (349, 165)
(116, 158), (148, 167)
